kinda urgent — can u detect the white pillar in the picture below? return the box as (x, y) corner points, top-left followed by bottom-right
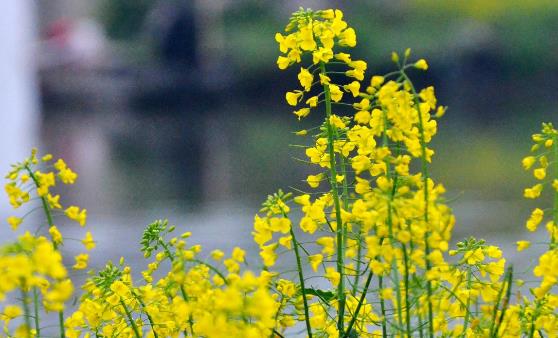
(0, 1), (39, 211)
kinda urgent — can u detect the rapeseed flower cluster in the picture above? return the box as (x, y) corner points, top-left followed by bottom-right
(2, 149), (92, 336)
(0, 7), (556, 338)
(254, 7), (556, 338)
(66, 220), (279, 338)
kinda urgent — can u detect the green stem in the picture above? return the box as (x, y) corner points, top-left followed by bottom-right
(25, 167), (54, 230)
(161, 240), (216, 336)
(189, 259), (228, 283)
(58, 311), (65, 338)
(273, 329), (286, 338)
(26, 167), (65, 337)
(528, 306), (539, 338)
(179, 286), (195, 336)
(320, 61), (346, 334)
(161, 238), (227, 283)
(133, 292), (159, 338)
(402, 245), (412, 338)
(289, 226), (313, 338)
(352, 228), (363, 296)
(32, 288), (41, 337)
(379, 276), (388, 338)
(462, 268), (473, 335)
(381, 108), (404, 335)
(489, 274), (507, 337)
(401, 71), (434, 338)
(493, 266), (516, 337)
(20, 288), (32, 335)
(158, 240), (175, 261)
(342, 271), (374, 338)
(418, 312), (425, 338)
(120, 299), (141, 338)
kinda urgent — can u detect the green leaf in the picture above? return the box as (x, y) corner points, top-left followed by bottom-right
(303, 288), (336, 304)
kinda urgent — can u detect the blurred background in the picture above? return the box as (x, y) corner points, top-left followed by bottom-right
(1, 0), (558, 278)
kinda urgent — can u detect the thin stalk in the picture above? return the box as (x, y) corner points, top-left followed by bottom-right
(320, 61), (346, 334)
(342, 271), (374, 338)
(26, 167), (65, 337)
(338, 153), (354, 294)
(488, 273), (507, 337)
(33, 288), (41, 337)
(381, 108), (404, 335)
(491, 266), (513, 337)
(134, 293), (159, 338)
(273, 329), (286, 338)
(402, 245), (412, 338)
(352, 228), (363, 296)
(188, 259), (228, 283)
(462, 268), (473, 335)
(158, 240), (175, 261)
(418, 311), (425, 338)
(120, 299), (141, 338)
(400, 71), (434, 338)
(379, 276), (388, 338)
(20, 288), (32, 334)
(290, 226), (313, 338)
(58, 311), (65, 338)
(158, 241), (193, 336)
(528, 304), (540, 338)
(179, 286), (195, 336)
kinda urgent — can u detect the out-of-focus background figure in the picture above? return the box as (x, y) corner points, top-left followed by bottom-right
(1, 0), (558, 267)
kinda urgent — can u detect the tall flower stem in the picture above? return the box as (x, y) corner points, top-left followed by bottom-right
(400, 71), (434, 338)
(353, 228), (363, 296)
(490, 266), (513, 337)
(120, 299), (141, 338)
(158, 241), (194, 336)
(402, 245), (412, 338)
(379, 276), (388, 337)
(343, 271), (374, 338)
(319, 62), (346, 334)
(462, 268), (473, 335)
(26, 166), (65, 338)
(381, 108), (404, 335)
(33, 288), (41, 337)
(281, 202), (312, 338)
(133, 292), (159, 338)
(20, 288), (32, 334)
(290, 226), (313, 338)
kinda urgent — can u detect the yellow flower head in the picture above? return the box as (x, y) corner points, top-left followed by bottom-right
(73, 254), (89, 270)
(65, 206), (87, 226)
(7, 216), (22, 231)
(81, 231), (96, 250)
(414, 59), (429, 70)
(516, 240), (531, 251)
